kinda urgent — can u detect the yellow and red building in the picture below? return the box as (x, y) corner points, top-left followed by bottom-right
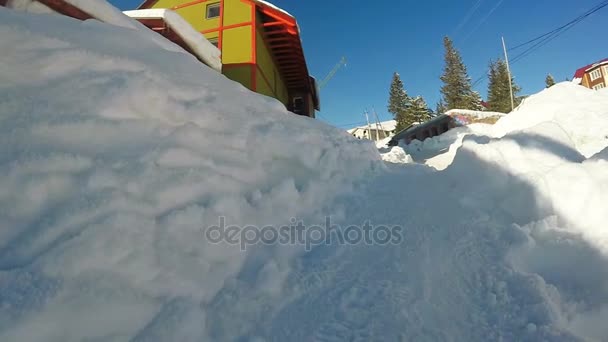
(136, 0), (320, 117)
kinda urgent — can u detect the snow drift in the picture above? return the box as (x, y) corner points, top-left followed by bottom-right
(0, 7), (381, 341)
(494, 83), (608, 157)
(2, 4), (608, 342)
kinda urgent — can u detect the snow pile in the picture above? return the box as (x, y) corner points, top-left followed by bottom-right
(7, 0), (141, 28)
(442, 122), (608, 340)
(5, 0), (195, 57)
(407, 83), (608, 170)
(375, 135), (393, 148)
(124, 9), (222, 72)
(3, 4), (608, 342)
(0, 8), (381, 341)
(379, 146), (413, 164)
(493, 82), (608, 157)
(402, 124), (492, 169)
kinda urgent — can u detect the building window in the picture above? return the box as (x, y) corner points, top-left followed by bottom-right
(206, 3), (220, 19)
(293, 97), (304, 114)
(593, 83), (605, 90)
(589, 68), (602, 81)
(208, 37), (219, 48)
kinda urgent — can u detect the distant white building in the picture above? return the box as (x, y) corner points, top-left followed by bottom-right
(347, 120), (397, 141)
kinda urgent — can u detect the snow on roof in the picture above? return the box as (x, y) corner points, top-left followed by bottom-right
(4, 0), (190, 55)
(124, 9), (221, 72)
(251, 0), (301, 36)
(6, 0), (136, 27)
(252, 0), (293, 18)
(573, 57), (608, 79)
(347, 120), (397, 133)
(445, 109), (506, 118)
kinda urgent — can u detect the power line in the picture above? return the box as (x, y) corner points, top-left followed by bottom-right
(508, 0), (608, 52)
(510, 2), (608, 65)
(472, 74), (486, 88)
(509, 0), (608, 65)
(470, 0), (608, 88)
(453, 0), (486, 35)
(461, 0), (506, 43)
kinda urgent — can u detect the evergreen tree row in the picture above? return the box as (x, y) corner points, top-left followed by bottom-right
(388, 36), (560, 133)
(387, 72), (432, 132)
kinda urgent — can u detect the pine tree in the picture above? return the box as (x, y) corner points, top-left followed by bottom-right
(486, 59), (521, 113)
(465, 91), (484, 111)
(545, 74), (556, 88)
(409, 96), (432, 123)
(436, 100), (447, 115)
(387, 72), (414, 131)
(439, 36), (478, 110)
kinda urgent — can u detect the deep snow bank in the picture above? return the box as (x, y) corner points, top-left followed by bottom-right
(494, 82), (608, 157)
(0, 8), (381, 341)
(396, 83), (608, 169)
(5, 0), (197, 56)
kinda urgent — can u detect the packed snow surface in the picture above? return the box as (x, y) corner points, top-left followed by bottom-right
(2, 5), (608, 342)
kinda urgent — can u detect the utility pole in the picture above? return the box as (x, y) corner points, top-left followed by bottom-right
(372, 107), (384, 140)
(502, 36), (515, 111)
(364, 110), (373, 140)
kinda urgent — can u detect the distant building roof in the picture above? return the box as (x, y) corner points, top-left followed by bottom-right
(573, 58), (608, 84)
(347, 120), (397, 134)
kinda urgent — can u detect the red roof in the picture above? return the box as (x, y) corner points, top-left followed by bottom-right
(573, 58), (608, 78)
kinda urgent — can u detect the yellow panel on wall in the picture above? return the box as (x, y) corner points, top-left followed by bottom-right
(223, 0), (252, 26)
(222, 26), (252, 64)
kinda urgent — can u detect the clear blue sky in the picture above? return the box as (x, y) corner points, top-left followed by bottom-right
(111, 0), (606, 128)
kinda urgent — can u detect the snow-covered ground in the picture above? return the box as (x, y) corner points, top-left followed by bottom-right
(2, 4), (608, 342)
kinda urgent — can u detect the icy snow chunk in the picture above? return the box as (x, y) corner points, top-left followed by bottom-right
(380, 146), (413, 164)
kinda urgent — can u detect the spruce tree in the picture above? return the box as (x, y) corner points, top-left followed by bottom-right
(545, 74), (556, 88)
(439, 36), (478, 110)
(387, 72), (414, 131)
(465, 91), (484, 111)
(436, 100), (447, 115)
(409, 96), (432, 123)
(486, 59), (520, 113)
